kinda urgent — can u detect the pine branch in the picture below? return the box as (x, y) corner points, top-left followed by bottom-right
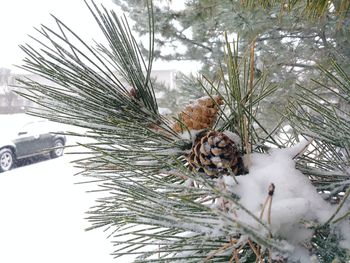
(286, 61), (350, 255)
(15, 1), (350, 261)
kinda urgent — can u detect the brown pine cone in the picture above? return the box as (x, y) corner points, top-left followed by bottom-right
(173, 95), (223, 133)
(188, 130), (244, 177)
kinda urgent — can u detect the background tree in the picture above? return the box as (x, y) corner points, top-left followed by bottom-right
(113, 0), (350, 128)
(0, 68), (21, 113)
(156, 72), (206, 114)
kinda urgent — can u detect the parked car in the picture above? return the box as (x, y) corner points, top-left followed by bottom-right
(0, 120), (66, 172)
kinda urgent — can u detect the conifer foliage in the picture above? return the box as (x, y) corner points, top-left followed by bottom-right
(17, 0), (349, 262)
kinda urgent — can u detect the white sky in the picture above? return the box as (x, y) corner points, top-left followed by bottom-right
(0, 0), (118, 72)
(0, 0), (200, 74)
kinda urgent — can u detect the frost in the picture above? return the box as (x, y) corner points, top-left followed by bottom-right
(223, 130), (241, 147)
(210, 156), (222, 164)
(179, 129), (204, 144)
(223, 174), (236, 187)
(184, 178), (194, 187)
(134, 160), (159, 166)
(203, 142), (211, 153)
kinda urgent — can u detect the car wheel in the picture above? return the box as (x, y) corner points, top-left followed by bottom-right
(0, 148), (15, 172)
(50, 139), (64, 158)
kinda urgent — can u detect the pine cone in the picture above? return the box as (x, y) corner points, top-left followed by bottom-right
(173, 96), (223, 132)
(188, 130), (244, 177)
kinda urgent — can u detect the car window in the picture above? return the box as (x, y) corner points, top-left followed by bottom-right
(18, 121), (47, 135)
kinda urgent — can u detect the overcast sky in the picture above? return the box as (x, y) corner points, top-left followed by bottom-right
(0, 0), (200, 74)
(0, 0), (119, 72)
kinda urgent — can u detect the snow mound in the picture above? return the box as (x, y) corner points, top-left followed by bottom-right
(224, 140), (334, 260)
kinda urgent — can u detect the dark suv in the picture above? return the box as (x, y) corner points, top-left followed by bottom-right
(0, 120), (66, 172)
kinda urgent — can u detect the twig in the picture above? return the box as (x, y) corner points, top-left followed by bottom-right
(231, 246), (240, 263)
(267, 183), (275, 225)
(205, 240), (237, 261)
(267, 184), (275, 262)
(229, 238), (240, 263)
(258, 184), (275, 262)
(260, 183), (275, 223)
(256, 246), (261, 263)
(260, 194), (270, 220)
(243, 39), (255, 155)
(228, 167), (239, 184)
(206, 238), (247, 262)
(247, 239), (260, 258)
(234, 242), (247, 262)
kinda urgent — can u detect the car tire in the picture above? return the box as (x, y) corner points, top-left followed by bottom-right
(0, 148), (15, 172)
(50, 139), (64, 158)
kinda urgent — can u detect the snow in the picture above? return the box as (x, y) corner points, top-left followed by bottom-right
(339, 221), (350, 250)
(2, 114), (348, 261)
(0, 154), (117, 263)
(0, 114), (122, 263)
(174, 133), (346, 260)
(223, 140), (336, 260)
(223, 130), (241, 147)
(179, 129), (204, 144)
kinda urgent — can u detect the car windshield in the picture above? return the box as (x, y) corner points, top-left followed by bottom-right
(1, 116), (29, 137)
(18, 121), (49, 135)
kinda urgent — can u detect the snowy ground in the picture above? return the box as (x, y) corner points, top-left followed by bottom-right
(0, 153), (119, 263)
(0, 114), (123, 263)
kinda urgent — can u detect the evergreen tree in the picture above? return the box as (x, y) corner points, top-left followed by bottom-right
(16, 0), (349, 262)
(113, 0), (350, 128)
(156, 72), (207, 114)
